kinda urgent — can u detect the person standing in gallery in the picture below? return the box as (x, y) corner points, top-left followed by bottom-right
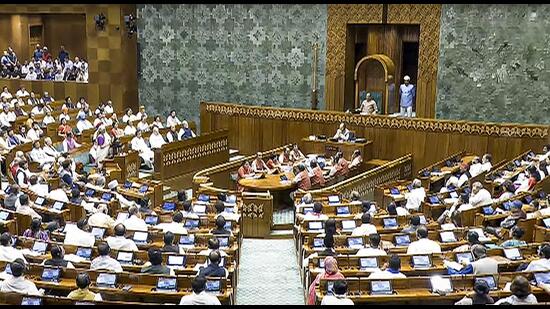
(399, 75), (415, 117)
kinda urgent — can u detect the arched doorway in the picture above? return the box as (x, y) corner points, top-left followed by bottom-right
(354, 54), (396, 115)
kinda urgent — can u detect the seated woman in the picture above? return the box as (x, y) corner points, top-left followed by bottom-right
(348, 149), (363, 169)
(90, 126), (111, 165)
(62, 132), (81, 153)
(251, 152), (268, 173)
(57, 117), (72, 138)
(494, 276), (537, 305)
(131, 130), (154, 169)
(328, 152), (349, 178)
(278, 147), (291, 165)
(307, 256), (344, 305)
(22, 217), (50, 242)
(122, 108), (136, 124)
(110, 120), (125, 139)
(266, 154), (280, 170)
(289, 144), (305, 162)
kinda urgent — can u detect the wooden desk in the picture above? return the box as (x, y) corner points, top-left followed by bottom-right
(300, 137), (373, 161)
(239, 172), (295, 211)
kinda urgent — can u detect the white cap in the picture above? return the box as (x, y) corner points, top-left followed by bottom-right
(108, 180), (118, 190)
(404, 75), (411, 81)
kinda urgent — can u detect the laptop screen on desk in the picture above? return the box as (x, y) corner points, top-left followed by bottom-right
(139, 185), (148, 193)
(96, 273), (117, 287)
(205, 280), (221, 293)
(430, 276), (453, 293)
(327, 195), (340, 204)
(336, 206), (350, 215)
(308, 221), (323, 230)
(184, 219), (200, 229)
(101, 193), (112, 201)
(117, 251), (133, 264)
(34, 197), (45, 206)
(41, 267), (60, 282)
(198, 194), (210, 202)
(167, 255), (185, 266)
(412, 255), (431, 268)
(303, 207), (314, 215)
(85, 189), (95, 197)
(163, 202), (176, 211)
(218, 236), (229, 248)
(341, 220), (356, 231)
(394, 234), (411, 246)
(157, 277), (177, 291)
(52, 201), (64, 211)
(504, 248), (522, 260)
(193, 204), (206, 214)
(418, 215), (427, 225)
(360, 257), (378, 269)
(32, 241), (47, 254)
(145, 215), (158, 225)
(91, 227), (105, 239)
(313, 237), (324, 248)
(133, 231), (148, 243)
(456, 252), (474, 264)
(534, 272), (550, 285)
(390, 188), (400, 195)
(0, 211), (9, 221)
(179, 234), (195, 245)
(383, 218), (398, 228)
(429, 196), (440, 204)
(76, 247), (92, 259)
(440, 231), (457, 243)
(347, 237), (364, 248)
(371, 280), (392, 294)
(475, 276), (497, 290)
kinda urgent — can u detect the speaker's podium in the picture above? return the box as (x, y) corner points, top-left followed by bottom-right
(241, 191), (273, 238)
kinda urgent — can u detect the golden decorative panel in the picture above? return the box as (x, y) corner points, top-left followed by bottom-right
(242, 202), (265, 219)
(326, 4), (383, 76)
(203, 102), (550, 139)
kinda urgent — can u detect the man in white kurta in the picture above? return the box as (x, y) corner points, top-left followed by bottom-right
(131, 130), (154, 169)
(149, 126), (166, 149)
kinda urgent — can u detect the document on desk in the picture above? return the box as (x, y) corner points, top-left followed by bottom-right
(444, 260), (464, 271)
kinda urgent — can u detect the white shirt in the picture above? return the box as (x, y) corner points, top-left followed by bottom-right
(104, 105), (114, 114)
(154, 222), (188, 235)
(88, 212), (116, 229)
(122, 215), (148, 231)
(90, 255), (123, 273)
(47, 188), (69, 202)
(16, 90), (30, 98)
(77, 120), (93, 133)
(481, 161), (492, 172)
(321, 295), (354, 305)
(524, 258), (550, 272)
(494, 294), (537, 305)
(367, 269), (406, 279)
(406, 238), (441, 255)
(166, 115), (181, 127)
(30, 106), (44, 116)
(42, 115), (55, 125)
(404, 187), (426, 211)
(124, 125), (136, 136)
(149, 133), (166, 149)
(355, 247), (387, 257)
(122, 114), (137, 124)
(0, 246), (27, 264)
(27, 128), (42, 141)
(0, 276), (42, 295)
(16, 205), (41, 220)
(105, 236), (139, 252)
(29, 184), (49, 197)
(0, 92), (12, 100)
(137, 121), (149, 132)
(351, 223), (377, 236)
(64, 228), (96, 247)
(29, 148), (54, 165)
(25, 72), (38, 80)
(469, 189), (492, 207)
(469, 163), (483, 178)
(179, 291), (221, 305)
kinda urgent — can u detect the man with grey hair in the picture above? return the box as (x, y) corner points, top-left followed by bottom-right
(88, 204), (115, 229)
(399, 75), (415, 117)
(404, 179), (426, 211)
(469, 182), (492, 207)
(360, 92), (378, 115)
(446, 244), (498, 275)
(42, 137), (60, 159)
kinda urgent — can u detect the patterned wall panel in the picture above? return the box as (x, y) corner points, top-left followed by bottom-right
(137, 4), (328, 126)
(0, 4), (138, 112)
(436, 4), (550, 124)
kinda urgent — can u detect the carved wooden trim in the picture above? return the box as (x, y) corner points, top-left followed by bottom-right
(202, 102), (550, 139)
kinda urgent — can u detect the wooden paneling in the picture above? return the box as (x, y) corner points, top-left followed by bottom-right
(201, 102), (550, 175)
(0, 4), (138, 112)
(42, 14), (87, 62)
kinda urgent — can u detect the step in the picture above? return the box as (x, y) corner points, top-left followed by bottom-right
(230, 149), (239, 155)
(230, 155), (246, 162)
(272, 223), (293, 230)
(265, 229), (293, 239)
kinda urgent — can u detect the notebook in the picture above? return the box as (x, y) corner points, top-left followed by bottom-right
(157, 277), (177, 292)
(440, 231), (457, 243)
(21, 297), (42, 305)
(96, 273), (117, 288)
(347, 237), (364, 249)
(503, 248), (522, 260)
(370, 280), (392, 295)
(32, 241), (47, 254)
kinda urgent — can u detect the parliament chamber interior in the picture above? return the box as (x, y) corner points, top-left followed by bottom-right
(0, 3), (548, 306)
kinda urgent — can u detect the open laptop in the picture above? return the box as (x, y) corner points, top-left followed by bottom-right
(116, 251), (133, 265)
(162, 202), (176, 211)
(91, 227), (106, 240)
(347, 237), (364, 249)
(370, 280), (393, 295)
(101, 192), (113, 201)
(41, 267), (61, 282)
(34, 196), (46, 206)
(139, 185), (149, 194)
(394, 234), (411, 247)
(543, 218), (550, 228)
(308, 221), (323, 231)
(184, 219), (200, 229)
(21, 297), (42, 305)
(428, 196), (440, 205)
(144, 215), (159, 225)
(534, 272), (550, 285)
(359, 257), (378, 270)
(179, 234), (195, 246)
(226, 195), (237, 204)
(440, 231), (457, 243)
(193, 204), (207, 215)
(32, 241), (47, 254)
(327, 195), (340, 204)
(85, 189), (95, 197)
(224, 221), (232, 231)
(383, 218), (398, 229)
(157, 277), (177, 292)
(4, 264), (11, 275)
(76, 247), (93, 260)
(0, 211), (9, 221)
(418, 215), (427, 225)
(303, 207), (314, 215)
(167, 255), (186, 267)
(205, 279), (221, 294)
(430, 276), (453, 293)
(336, 206), (350, 215)
(133, 231), (148, 245)
(318, 258), (325, 269)
(482, 206), (495, 215)
(96, 273), (117, 288)
(412, 255), (432, 269)
(456, 252), (474, 264)
(313, 237), (324, 249)
(52, 201), (64, 211)
(449, 191), (459, 199)
(503, 247), (522, 261)
(218, 236), (229, 249)
(341, 220), (356, 232)
(390, 188), (400, 195)
(475, 275), (497, 290)
(124, 181), (133, 189)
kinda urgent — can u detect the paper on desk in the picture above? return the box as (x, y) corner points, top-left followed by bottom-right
(441, 223), (457, 231)
(444, 260), (464, 271)
(64, 254), (87, 263)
